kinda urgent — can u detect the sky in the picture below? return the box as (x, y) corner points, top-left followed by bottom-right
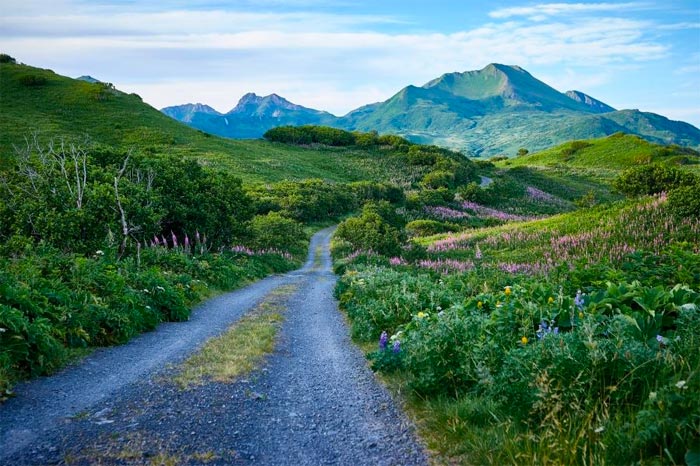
(1, 1), (699, 127)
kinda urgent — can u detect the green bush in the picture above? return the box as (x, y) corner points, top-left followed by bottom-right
(405, 219), (459, 237)
(18, 74), (48, 87)
(667, 182), (700, 219)
(248, 212), (307, 256)
(421, 170), (455, 189)
(613, 165), (697, 197)
(263, 125), (356, 146)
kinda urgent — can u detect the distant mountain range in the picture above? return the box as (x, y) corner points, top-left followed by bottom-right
(161, 64), (700, 157)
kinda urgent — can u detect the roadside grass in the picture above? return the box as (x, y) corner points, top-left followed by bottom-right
(62, 430), (225, 465)
(172, 284), (298, 389)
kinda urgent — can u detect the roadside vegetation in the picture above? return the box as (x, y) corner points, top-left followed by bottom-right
(333, 161), (700, 464)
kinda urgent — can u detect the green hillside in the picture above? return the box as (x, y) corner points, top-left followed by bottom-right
(503, 133), (700, 177)
(0, 61), (416, 184)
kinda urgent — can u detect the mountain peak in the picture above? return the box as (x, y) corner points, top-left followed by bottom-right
(76, 75), (101, 84)
(160, 103), (221, 122)
(565, 90), (615, 113)
(229, 92), (305, 115)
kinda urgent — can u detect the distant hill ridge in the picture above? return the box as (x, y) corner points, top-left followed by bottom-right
(162, 63), (700, 157)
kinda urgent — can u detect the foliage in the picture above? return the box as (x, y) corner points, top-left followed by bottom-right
(247, 212), (307, 256)
(405, 220), (459, 237)
(667, 181), (700, 219)
(263, 125), (356, 146)
(335, 202), (406, 257)
(613, 164), (698, 197)
(0, 243), (298, 394)
(334, 188), (700, 464)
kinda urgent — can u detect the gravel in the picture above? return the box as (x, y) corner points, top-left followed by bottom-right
(0, 227), (427, 465)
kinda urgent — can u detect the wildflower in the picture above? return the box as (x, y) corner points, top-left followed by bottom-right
(171, 231), (178, 248)
(578, 311), (584, 319)
(95, 250), (104, 256)
(574, 290), (584, 310)
(475, 245), (482, 260)
(676, 380), (687, 390)
(504, 286), (512, 296)
(496, 301), (502, 308)
(392, 340), (401, 354)
(521, 336), (528, 345)
(594, 426), (605, 434)
(416, 311), (427, 319)
(477, 301), (483, 309)
(379, 331), (388, 350)
(547, 296), (554, 304)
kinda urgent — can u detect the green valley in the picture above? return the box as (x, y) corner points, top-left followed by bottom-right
(1, 55), (699, 465)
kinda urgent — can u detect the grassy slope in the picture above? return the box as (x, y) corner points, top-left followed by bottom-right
(0, 62), (418, 184)
(501, 133), (700, 177)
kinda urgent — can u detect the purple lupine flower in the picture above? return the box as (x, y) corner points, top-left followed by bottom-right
(196, 230), (201, 243)
(475, 245), (482, 260)
(153, 235), (160, 246)
(184, 235), (190, 250)
(379, 331), (388, 350)
(161, 235), (168, 247)
(171, 231), (178, 248)
(392, 340), (401, 354)
(574, 290), (584, 310)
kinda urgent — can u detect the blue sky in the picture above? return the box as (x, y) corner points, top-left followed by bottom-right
(2, 1), (699, 126)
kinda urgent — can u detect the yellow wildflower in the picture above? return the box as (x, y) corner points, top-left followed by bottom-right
(477, 301), (483, 309)
(417, 311), (427, 319)
(521, 336), (529, 345)
(548, 296), (554, 304)
(579, 311), (584, 319)
(505, 286), (512, 296)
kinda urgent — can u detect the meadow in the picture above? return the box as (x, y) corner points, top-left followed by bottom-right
(332, 163), (700, 465)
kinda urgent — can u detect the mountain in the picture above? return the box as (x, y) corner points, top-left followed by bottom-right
(565, 90), (616, 113)
(162, 63), (700, 157)
(162, 93), (337, 139)
(162, 103), (221, 122)
(76, 75), (101, 84)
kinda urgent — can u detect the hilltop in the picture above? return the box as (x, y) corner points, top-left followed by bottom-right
(0, 61), (418, 184)
(501, 133), (700, 177)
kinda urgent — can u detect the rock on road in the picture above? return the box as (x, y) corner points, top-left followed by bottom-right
(0, 227), (427, 465)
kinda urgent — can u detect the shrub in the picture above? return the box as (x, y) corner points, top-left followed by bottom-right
(0, 53), (16, 64)
(263, 125), (356, 146)
(667, 182), (700, 219)
(613, 165), (697, 197)
(248, 212), (307, 256)
(335, 214), (404, 257)
(18, 74), (48, 87)
(421, 170), (455, 189)
(405, 219), (459, 237)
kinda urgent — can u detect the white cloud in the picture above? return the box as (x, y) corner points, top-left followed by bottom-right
(489, 2), (647, 19)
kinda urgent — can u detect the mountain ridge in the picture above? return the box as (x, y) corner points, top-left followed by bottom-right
(161, 63), (700, 156)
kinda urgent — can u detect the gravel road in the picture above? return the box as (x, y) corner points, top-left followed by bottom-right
(0, 227), (427, 465)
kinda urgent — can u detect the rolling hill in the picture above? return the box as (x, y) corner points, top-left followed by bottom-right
(162, 64), (700, 157)
(0, 60), (419, 184)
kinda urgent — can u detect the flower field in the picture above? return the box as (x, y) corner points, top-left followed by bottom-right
(334, 191), (700, 464)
